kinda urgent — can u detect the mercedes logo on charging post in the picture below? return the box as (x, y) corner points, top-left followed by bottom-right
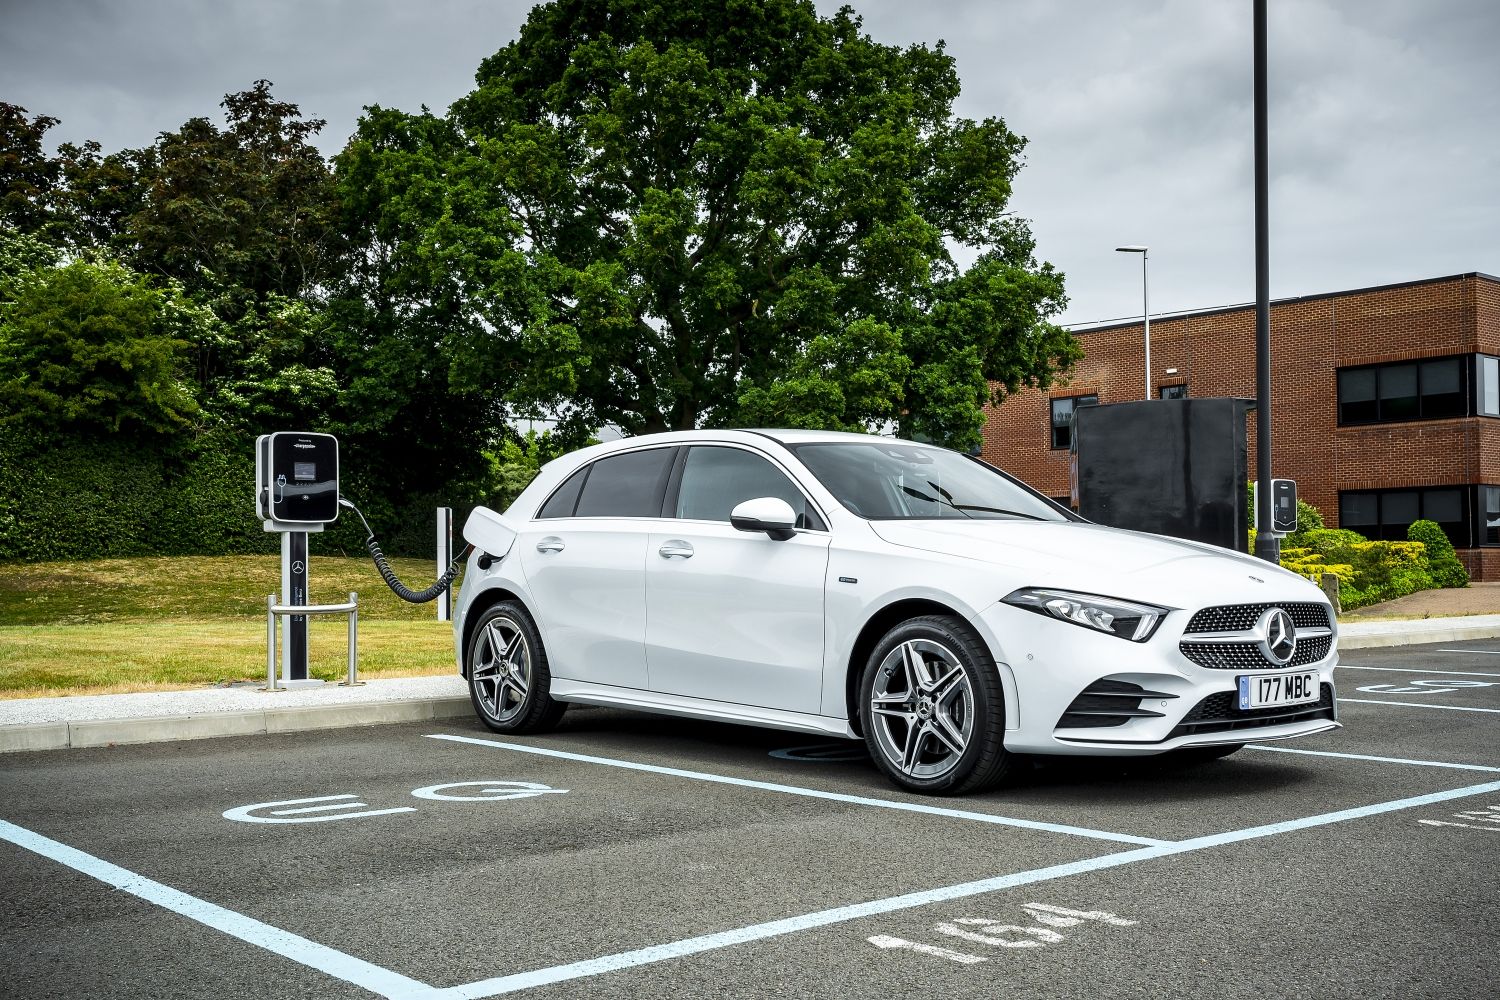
(1256, 607), (1298, 665)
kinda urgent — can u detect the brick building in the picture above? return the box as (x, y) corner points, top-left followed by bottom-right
(980, 272), (1500, 579)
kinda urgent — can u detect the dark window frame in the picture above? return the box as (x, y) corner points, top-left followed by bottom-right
(1049, 393), (1098, 450)
(1479, 485), (1500, 546)
(1158, 383), (1188, 400)
(1339, 485), (1472, 548)
(1336, 354), (1470, 426)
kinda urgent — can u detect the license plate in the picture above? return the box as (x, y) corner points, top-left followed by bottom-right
(1237, 671), (1319, 710)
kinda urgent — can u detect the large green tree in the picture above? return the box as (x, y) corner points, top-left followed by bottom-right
(129, 80), (341, 303)
(0, 251), (206, 435)
(0, 103), (63, 238)
(338, 0), (1076, 449)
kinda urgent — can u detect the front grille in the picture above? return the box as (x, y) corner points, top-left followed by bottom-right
(1180, 633), (1334, 670)
(1056, 679), (1171, 730)
(1183, 602), (1332, 634)
(1168, 682), (1335, 739)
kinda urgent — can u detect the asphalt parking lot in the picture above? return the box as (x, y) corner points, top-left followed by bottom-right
(3, 638), (1499, 1000)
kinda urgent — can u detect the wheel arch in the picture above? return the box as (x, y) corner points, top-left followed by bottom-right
(844, 597), (1001, 738)
(459, 585), (530, 678)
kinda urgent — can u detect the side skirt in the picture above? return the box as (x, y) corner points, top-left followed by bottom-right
(549, 679), (857, 739)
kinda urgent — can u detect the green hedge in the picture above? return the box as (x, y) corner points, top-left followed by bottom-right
(0, 425), (478, 563)
(1280, 522), (1474, 610)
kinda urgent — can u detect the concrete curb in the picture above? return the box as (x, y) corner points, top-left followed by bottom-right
(0, 696), (473, 754)
(1339, 622), (1500, 649)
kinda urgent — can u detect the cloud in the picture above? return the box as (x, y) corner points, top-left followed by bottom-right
(3, 0), (1495, 322)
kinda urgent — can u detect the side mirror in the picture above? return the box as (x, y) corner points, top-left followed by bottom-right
(730, 497), (798, 541)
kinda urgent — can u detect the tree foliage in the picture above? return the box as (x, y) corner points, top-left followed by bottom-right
(0, 253), (205, 434)
(0, 103), (63, 237)
(127, 80), (341, 303)
(337, 0), (1075, 449)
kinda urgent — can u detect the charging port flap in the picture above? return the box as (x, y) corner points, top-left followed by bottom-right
(464, 506), (518, 560)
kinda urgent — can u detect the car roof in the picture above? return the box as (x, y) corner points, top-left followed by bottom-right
(541, 429), (944, 473)
(593, 428), (924, 448)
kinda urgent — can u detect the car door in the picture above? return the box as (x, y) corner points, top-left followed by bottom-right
(519, 446), (677, 690)
(645, 444), (832, 714)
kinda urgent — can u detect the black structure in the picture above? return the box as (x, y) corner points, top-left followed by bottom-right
(1074, 398), (1252, 552)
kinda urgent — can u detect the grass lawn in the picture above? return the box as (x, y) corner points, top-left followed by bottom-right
(0, 556), (460, 698)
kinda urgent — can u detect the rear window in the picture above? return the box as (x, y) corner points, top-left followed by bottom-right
(573, 448), (676, 518)
(536, 467), (587, 518)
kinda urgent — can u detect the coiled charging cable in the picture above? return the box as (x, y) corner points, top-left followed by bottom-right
(340, 498), (473, 604)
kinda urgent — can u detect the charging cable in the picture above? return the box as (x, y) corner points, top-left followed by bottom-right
(340, 498), (473, 604)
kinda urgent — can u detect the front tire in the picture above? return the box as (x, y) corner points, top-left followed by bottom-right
(859, 615), (1012, 795)
(466, 601), (567, 734)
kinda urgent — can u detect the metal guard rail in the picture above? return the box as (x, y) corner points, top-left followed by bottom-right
(265, 592), (360, 690)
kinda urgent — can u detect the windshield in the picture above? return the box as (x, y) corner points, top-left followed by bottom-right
(788, 442), (1072, 522)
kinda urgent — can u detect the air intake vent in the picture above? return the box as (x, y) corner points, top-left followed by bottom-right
(1168, 683), (1336, 739)
(1056, 679), (1175, 730)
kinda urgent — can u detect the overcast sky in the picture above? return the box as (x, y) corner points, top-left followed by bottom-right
(3, 0), (1495, 324)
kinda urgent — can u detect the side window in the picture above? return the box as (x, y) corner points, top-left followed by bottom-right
(536, 466), (588, 519)
(574, 448), (675, 518)
(675, 447), (826, 530)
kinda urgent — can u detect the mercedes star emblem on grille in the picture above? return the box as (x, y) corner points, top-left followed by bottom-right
(1257, 607), (1298, 665)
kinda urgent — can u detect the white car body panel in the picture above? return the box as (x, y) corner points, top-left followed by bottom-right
(455, 428), (1340, 759)
(516, 519), (652, 690)
(645, 523), (831, 713)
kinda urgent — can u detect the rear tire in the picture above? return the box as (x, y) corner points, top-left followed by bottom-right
(859, 615), (1013, 796)
(466, 601), (567, 735)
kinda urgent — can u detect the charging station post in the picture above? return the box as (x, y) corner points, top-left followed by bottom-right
(256, 432), (341, 686)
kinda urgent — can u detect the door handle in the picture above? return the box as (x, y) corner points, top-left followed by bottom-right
(658, 540), (694, 559)
(535, 536), (565, 553)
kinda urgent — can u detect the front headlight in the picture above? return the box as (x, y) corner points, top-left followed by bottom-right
(1002, 588), (1169, 642)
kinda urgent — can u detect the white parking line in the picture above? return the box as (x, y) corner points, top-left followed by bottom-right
(430, 779), (1500, 999)
(0, 818), (435, 1000)
(1245, 745), (1500, 773)
(1435, 649), (1500, 655)
(1339, 698), (1500, 714)
(1337, 664), (1500, 678)
(423, 733), (1167, 847)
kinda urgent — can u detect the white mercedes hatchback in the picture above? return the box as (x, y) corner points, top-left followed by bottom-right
(452, 429), (1339, 795)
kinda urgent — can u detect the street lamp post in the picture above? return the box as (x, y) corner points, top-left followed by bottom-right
(1116, 245), (1150, 399)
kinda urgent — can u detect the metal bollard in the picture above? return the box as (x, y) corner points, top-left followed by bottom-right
(265, 594), (283, 692)
(341, 591), (364, 686)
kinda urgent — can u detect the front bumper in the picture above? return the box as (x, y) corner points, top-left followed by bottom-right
(982, 600), (1340, 756)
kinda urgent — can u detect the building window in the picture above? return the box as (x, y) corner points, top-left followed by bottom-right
(1050, 394), (1097, 450)
(1340, 487), (1470, 547)
(1158, 383), (1188, 400)
(1336, 356), (1466, 425)
(1477, 356), (1500, 417)
(1483, 487), (1500, 545)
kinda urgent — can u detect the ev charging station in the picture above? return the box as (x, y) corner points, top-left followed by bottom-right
(256, 432), (341, 686)
(1254, 478), (1299, 535)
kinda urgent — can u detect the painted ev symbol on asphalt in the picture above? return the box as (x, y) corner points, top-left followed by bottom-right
(1357, 680), (1499, 695)
(223, 780), (568, 824)
(410, 780), (569, 801)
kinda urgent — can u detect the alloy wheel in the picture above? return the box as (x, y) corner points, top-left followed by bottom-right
(868, 638), (975, 780)
(471, 616), (532, 723)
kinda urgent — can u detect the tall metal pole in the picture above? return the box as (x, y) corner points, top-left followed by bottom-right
(1252, 0), (1278, 563)
(1142, 251), (1151, 400)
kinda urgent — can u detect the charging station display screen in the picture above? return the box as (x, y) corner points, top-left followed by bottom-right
(266, 433), (339, 523)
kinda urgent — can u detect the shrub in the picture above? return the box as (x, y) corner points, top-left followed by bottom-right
(1278, 526), (1444, 611)
(1407, 519), (1468, 589)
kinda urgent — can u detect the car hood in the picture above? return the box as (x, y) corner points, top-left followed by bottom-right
(867, 519), (1321, 609)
